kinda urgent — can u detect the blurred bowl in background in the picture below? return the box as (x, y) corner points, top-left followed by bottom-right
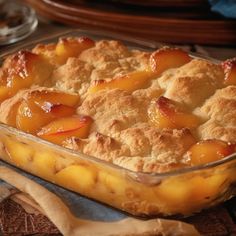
(0, 0), (38, 45)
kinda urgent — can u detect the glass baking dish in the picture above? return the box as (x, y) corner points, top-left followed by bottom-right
(0, 30), (235, 217)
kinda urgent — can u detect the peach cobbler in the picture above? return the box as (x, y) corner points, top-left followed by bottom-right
(0, 36), (235, 215)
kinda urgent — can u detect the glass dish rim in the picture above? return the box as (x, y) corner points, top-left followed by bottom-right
(0, 28), (233, 180)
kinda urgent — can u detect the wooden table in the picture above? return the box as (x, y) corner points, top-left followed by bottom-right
(0, 18), (236, 236)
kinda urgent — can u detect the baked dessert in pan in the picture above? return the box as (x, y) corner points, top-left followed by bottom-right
(0, 34), (235, 216)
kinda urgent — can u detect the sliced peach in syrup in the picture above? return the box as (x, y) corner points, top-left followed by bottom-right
(148, 96), (201, 129)
(150, 47), (191, 75)
(55, 164), (97, 192)
(89, 70), (154, 93)
(222, 58), (236, 85)
(16, 100), (76, 134)
(56, 37), (95, 64)
(30, 90), (80, 108)
(37, 116), (93, 145)
(186, 140), (235, 166)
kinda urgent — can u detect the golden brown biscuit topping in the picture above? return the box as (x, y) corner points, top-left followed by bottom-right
(0, 36), (235, 173)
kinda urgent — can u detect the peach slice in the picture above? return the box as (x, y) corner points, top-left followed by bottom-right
(33, 152), (57, 180)
(16, 100), (52, 133)
(29, 90), (80, 108)
(16, 100), (76, 134)
(0, 85), (11, 104)
(55, 164), (97, 192)
(14, 90), (79, 133)
(98, 171), (127, 196)
(189, 174), (227, 203)
(49, 104), (75, 117)
(55, 37), (95, 64)
(186, 140), (235, 166)
(156, 172), (227, 209)
(88, 70), (154, 93)
(150, 47), (191, 75)
(5, 102), (21, 127)
(37, 116), (93, 145)
(54, 156), (75, 173)
(222, 58), (236, 85)
(4, 137), (34, 168)
(155, 178), (191, 207)
(0, 70), (9, 102)
(148, 96), (201, 129)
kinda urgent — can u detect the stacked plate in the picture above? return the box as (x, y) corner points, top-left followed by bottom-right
(25, 0), (236, 45)
(106, 0), (207, 7)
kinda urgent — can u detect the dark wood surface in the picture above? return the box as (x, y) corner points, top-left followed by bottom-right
(0, 18), (236, 236)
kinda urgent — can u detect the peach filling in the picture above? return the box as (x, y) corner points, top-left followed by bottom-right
(1, 135), (232, 216)
(148, 96), (201, 129)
